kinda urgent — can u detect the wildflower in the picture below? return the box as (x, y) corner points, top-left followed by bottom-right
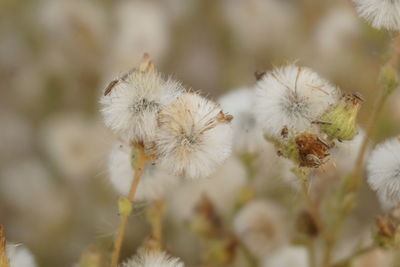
(367, 138), (400, 210)
(319, 93), (363, 141)
(120, 250), (184, 267)
(6, 244), (37, 267)
(218, 88), (265, 154)
(100, 57), (182, 143)
(233, 200), (287, 259)
(255, 64), (340, 138)
(107, 141), (178, 201)
(155, 93), (233, 179)
(353, 0), (400, 30)
(262, 246), (309, 267)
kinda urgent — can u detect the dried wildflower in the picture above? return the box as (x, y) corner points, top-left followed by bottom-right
(295, 132), (331, 168)
(100, 57), (182, 142)
(120, 250), (184, 267)
(233, 200), (287, 259)
(367, 138), (400, 210)
(262, 246), (309, 267)
(107, 141), (178, 201)
(319, 93), (363, 141)
(353, 0), (400, 30)
(255, 64), (340, 138)
(155, 93), (233, 179)
(218, 88), (265, 154)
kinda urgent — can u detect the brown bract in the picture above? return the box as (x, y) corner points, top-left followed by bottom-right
(295, 133), (330, 168)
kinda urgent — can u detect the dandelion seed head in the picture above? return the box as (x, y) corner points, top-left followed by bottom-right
(353, 0), (400, 30)
(155, 93), (233, 179)
(367, 138), (400, 210)
(6, 244), (37, 267)
(120, 250), (184, 267)
(233, 200), (287, 259)
(218, 88), (265, 154)
(100, 70), (182, 142)
(255, 64), (340, 138)
(107, 141), (178, 201)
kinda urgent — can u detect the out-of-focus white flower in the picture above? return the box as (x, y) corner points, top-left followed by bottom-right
(218, 88), (265, 154)
(107, 140), (178, 201)
(106, 0), (169, 75)
(100, 68), (182, 142)
(41, 113), (112, 180)
(6, 244), (37, 267)
(353, 0), (400, 30)
(120, 250), (184, 267)
(233, 200), (287, 259)
(221, 0), (295, 52)
(314, 7), (361, 56)
(367, 137), (400, 210)
(262, 246), (309, 267)
(167, 157), (247, 222)
(255, 64), (340, 138)
(331, 128), (365, 175)
(155, 93), (233, 179)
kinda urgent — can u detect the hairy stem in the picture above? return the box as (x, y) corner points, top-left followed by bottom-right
(110, 143), (147, 267)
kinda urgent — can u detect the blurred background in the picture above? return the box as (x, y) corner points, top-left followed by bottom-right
(1, 0), (400, 266)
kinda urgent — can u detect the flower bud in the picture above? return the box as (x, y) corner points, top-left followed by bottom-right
(379, 64), (399, 96)
(319, 93), (363, 141)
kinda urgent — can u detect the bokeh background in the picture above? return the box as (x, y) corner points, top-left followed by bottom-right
(1, 0), (400, 266)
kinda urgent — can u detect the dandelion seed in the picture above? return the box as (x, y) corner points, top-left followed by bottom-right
(120, 250), (184, 267)
(155, 93), (233, 179)
(353, 0), (400, 30)
(100, 60), (182, 142)
(255, 64), (340, 138)
(367, 137), (400, 210)
(218, 88), (265, 154)
(107, 141), (178, 201)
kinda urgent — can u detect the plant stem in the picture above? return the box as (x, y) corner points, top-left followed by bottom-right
(146, 199), (165, 251)
(110, 143), (148, 267)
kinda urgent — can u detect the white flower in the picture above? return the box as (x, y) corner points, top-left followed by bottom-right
(120, 250), (184, 267)
(367, 137), (400, 210)
(255, 64), (340, 137)
(100, 68), (182, 142)
(155, 93), (233, 179)
(353, 0), (400, 30)
(218, 88), (265, 154)
(6, 244), (37, 267)
(167, 157), (247, 222)
(107, 141), (178, 201)
(262, 246), (309, 267)
(233, 200), (287, 259)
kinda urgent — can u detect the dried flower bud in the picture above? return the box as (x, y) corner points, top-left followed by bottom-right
(295, 133), (331, 168)
(319, 93), (363, 141)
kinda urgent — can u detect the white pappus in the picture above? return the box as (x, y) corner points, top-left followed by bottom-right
(353, 0), (400, 30)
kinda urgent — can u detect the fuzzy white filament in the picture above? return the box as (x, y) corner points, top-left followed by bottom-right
(155, 93), (233, 179)
(120, 250), (184, 267)
(107, 141), (178, 201)
(255, 64), (339, 137)
(353, 0), (400, 30)
(100, 70), (182, 142)
(218, 88), (265, 154)
(367, 137), (400, 210)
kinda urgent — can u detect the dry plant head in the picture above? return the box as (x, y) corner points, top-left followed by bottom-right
(295, 133), (331, 168)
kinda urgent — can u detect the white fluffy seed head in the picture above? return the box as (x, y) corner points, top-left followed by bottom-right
(262, 246), (309, 267)
(155, 93), (233, 179)
(6, 244), (37, 267)
(233, 200), (287, 259)
(367, 137), (400, 210)
(218, 88), (265, 154)
(353, 0), (400, 30)
(120, 250), (184, 267)
(107, 140), (179, 201)
(100, 69), (182, 142)
(255, 64), (340, 138)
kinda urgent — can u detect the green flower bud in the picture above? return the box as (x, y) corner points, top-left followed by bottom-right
(319, 93), (363, 141)
(379, 64), (399, 96)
